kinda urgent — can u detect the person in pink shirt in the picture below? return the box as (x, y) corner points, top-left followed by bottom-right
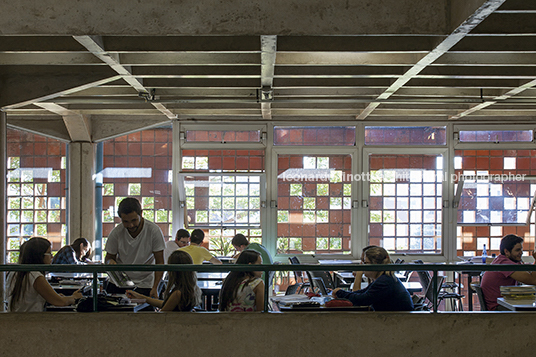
(481, 234), (536, 310)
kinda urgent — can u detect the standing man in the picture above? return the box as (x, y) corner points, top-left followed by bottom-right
(481, 234), (536, 310)
(164, 228), (190, 262)
(179, 229), (222, 265)
(105, 197), (166, 298)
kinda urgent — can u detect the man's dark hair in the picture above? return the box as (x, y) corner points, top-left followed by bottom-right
(117, 197), (142, 217)
(176, 229), (190, 240)
(231, 233), (249, 247)
(500, 234), (523, 255)
(190, 229), (205, 244)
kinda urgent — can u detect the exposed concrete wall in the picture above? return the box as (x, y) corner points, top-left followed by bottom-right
(0, 0), (450, 36)
(0, 312), (535, 356)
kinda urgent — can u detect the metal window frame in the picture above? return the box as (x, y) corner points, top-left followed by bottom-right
(454, 174), (536, 226)
(177, 172), (266, 230)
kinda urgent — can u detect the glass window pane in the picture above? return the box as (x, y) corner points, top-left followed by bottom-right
(365, 126), (446, 145)
(274, 126), (356, 146)
(368, 153), (443, 254)
(277, 154), (352, 255)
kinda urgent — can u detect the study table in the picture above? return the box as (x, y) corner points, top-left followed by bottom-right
(496, 297), (536, 311)
(197, 280), (223, 311)
(359, 281), (422, 294)
(197, 272), (229, 281)
(338, 271), (407, 281)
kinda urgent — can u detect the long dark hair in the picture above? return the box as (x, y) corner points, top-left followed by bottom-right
(164, 250), (201, 311)
(8, 237), (51, 310)
(219, 249), (261, 311)
(71, 237), (90, 259)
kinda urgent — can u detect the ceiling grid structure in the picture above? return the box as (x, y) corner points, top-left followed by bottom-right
(0, 0), (535, 141)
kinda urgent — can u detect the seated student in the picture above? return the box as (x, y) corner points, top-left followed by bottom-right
(481, 234), (536, 310)
(179, 229), (222, 265)
(7, 237), (84, 312)
(52, 238), (92, 265)
(126, 250), (202, 311)
(219, 250), (264, 312)
(231, 233), (273, 265)
(164, 228), (190, 263)
(331, 246), (414, 311)
(351, 245), (378, 291)
(232, 233), (272, 281)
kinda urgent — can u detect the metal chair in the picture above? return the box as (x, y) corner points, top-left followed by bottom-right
(416, 269), (464, 311)
(288, 256), (310, 293)
(471, 282), (488, 311)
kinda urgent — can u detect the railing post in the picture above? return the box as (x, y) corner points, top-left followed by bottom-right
(432, 270), (438, 313)
(263, 267), (269, 312)
(92, 272), (98, 312)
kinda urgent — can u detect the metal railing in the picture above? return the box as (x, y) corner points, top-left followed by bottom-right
(2, 263), (535, 312)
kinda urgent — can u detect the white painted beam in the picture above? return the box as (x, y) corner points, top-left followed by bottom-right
(34, 103), (92, 142)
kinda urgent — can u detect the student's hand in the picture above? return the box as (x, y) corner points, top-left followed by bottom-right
(352, 271), (364, 279)
(149, 287), (159, 299)
(72, 289), (84, 300)
(107, 259), (117, 265)
(331, 288), (342, 297)
(126, 290), (145, 300)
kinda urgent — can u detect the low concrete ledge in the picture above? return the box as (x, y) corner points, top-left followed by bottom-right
(1, 311), (534, 356)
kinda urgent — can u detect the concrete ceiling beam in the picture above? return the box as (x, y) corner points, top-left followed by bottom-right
(357, 0), (507, 120)
(33, 103), (92, 142)
(74, 35), (177, 119)
(0, 0), (450, 36)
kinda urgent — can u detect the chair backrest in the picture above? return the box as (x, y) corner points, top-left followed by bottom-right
(285, 283), (301, 295)
(289, 256), (305, 283)
(307, 270), (336, 290)
(289, 256), (301, 265)
(416, 270), (432, 302)
(416, 270), (445, 305)
(310, 277), (328, 295)
(401, 269), (413, 282)
(471, 283), (488, 311)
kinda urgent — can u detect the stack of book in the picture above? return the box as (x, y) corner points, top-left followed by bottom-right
(500, 285), (536, 299)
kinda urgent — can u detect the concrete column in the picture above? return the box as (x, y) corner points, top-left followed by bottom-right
(68, 142), (96, 246)
(0, 111), (6, 311)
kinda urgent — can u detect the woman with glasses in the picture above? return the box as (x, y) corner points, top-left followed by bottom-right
(7, 237), (83, 312)
(331, 246), (414, 311)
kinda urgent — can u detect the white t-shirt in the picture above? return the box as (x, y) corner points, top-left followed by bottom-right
(7, 271), (47, 312)
(105, 219), (166, 288)
(164, 240), (180, 263)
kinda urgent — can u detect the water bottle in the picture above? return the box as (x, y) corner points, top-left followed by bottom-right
(482, 244), (487, 264)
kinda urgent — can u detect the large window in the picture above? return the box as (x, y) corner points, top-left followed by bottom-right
(101, 127), (173, 250)
(180, 147), (265, 256)
(367, 153), (443, 254)
(5, 129), (67, 262)
(277, 154), (353, 255)
(178, 173), (264, 229)
(454, 148), (536, 257)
